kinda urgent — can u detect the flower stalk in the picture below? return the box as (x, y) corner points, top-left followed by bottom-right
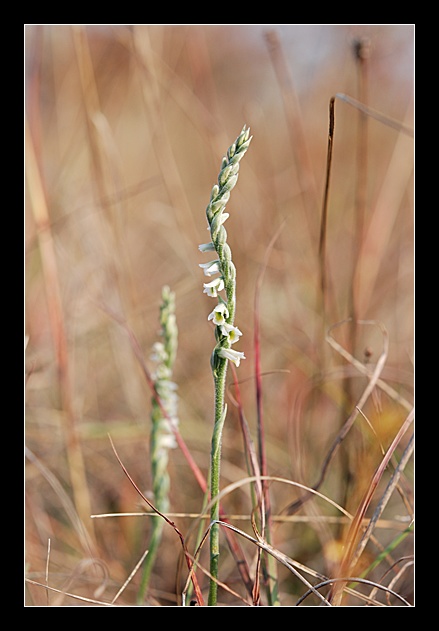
(137, 285), (178, 604)
(199, 125), (252, 606)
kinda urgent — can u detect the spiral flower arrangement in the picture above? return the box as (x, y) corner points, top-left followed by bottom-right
(198, 125), (252, 605)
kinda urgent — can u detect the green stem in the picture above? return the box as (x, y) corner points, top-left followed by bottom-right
(208, 357), (228, 606)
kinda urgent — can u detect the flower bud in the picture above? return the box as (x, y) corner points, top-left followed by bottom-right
(222, 173), (238, 193)
(219, 164), (233, 187)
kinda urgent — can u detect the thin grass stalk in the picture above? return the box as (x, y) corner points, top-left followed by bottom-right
(317, 47), (364, 529)
(318, 96), (336, 331)
(350, 38), (370, 333)
(198, 126), (252, 605)
(338, 40), (371, 525)
(253, 228), (284, 605)
(230, 363), (263, 605)
(110, 548), (150, 604)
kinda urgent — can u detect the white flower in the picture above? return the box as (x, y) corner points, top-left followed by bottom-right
(199, 260), (221, 276)
(150, 342), (167, 363)
(156, 434), (178, 456)
(220, 323), (242, 344)
(203, 277), (225, 297)
(198, 242), (215, 252)
(207, 303), (229, 326)
(217, 347), (246, 366)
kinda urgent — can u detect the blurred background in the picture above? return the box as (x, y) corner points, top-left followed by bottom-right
(25, 24), (414, 606)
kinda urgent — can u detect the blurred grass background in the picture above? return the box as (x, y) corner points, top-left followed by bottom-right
(25, 24), (414, 606)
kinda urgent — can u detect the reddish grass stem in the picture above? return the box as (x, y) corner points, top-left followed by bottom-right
(253, 225), (284, 605)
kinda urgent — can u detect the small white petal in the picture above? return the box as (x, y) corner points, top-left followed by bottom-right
(208, 303), (229, 326)
(204, 285), (217, 297)
(198, 242), (216, 252)
(220, 323), (243, 344)
(217, 347), (246, 366)
(203, 277), (225, 297)
(150, 342), (167, 362)
(199, 260), (221, 276)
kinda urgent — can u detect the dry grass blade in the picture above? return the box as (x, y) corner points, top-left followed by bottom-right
(326, 320), (412, 412)
(330, 408), (414, 605)
(296, 576), (412, 607)
(45, 539), (51, 606)
(184, 514), (323, 606)
(229, 364), (264, 503)
(25, 579), (116, 606)
(382, 558), (414, 606)
(212, 520), (398, 606)
(361, 555), (414, 605)
(111, 548), (150, 604)
(215, 520), (332, 606)
(318, 319), (390, 478)
(91, 511), (408, 531)
(208, 475), (353, 522)
(351, 429), (414, 569)
(318, 95), (336, 319)
(177, 474), (353, 605)
(334, 93), (414, 137)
